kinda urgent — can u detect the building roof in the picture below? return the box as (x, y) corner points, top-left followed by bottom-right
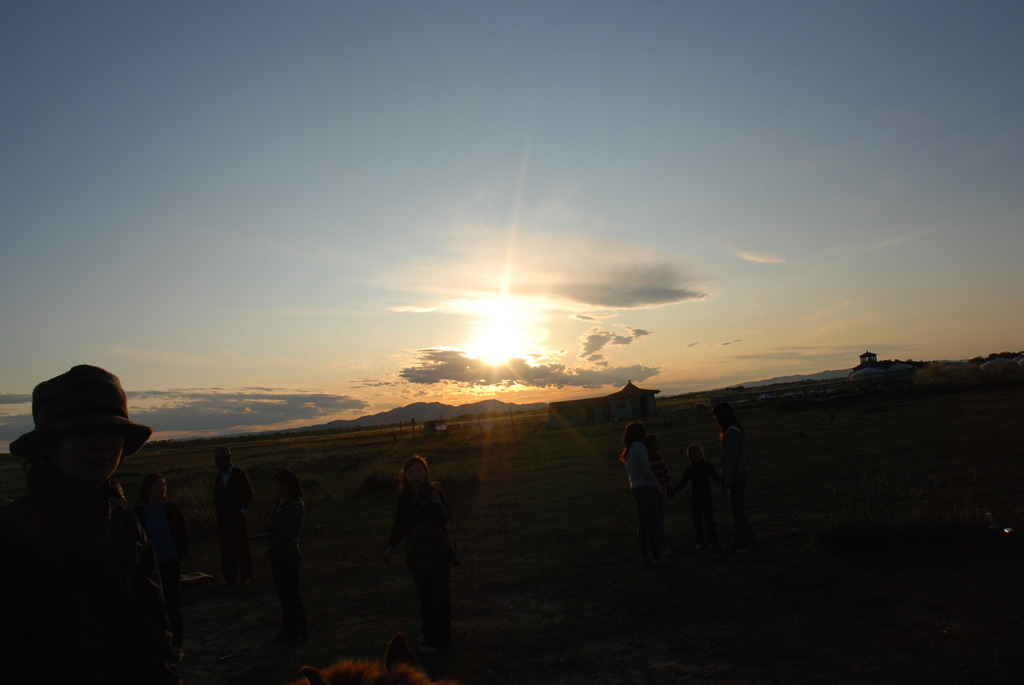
(604, 380), (660, 398)
(549, 381), (660, 408)
(851, 367), (886, 378)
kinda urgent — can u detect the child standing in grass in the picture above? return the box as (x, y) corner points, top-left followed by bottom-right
(671, 444), (721, 550)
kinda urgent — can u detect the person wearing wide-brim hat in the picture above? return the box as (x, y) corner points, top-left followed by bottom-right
(0, 365), (180, 684)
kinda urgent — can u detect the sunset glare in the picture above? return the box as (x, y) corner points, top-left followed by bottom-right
(461, 297), (542, 368)
(467, 323), (533, 368)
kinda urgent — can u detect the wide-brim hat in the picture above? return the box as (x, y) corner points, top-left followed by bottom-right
(9, 365), (152, 459)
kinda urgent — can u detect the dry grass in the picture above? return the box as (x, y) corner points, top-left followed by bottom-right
(2, 379), (1023, 684)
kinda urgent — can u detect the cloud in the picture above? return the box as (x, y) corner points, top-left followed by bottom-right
(0, 390), (371, 445)
(527, 263), (705, 310)
(735, 251), (786, 264)
(0, 415), (34, 448)
(127, 389), (369, 434)
(578, 325), (652, 362)
(397, 348), (659, 389)
(835, 231), (930, 253)
(1, 388), (368, 444)
(722, 240), (786, 264)
(351, 378), (402, 388)
(729, 345), (861, 367)
(388, 305), (440, 313)
(385, 230), (707, 314)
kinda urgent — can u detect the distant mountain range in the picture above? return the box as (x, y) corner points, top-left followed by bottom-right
(738, 368), (851, 388)
(290, 399), (548, 433)
(288, 370), (851, 433)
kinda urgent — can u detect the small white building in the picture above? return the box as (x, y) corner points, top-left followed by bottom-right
(849, 351), (921, 382)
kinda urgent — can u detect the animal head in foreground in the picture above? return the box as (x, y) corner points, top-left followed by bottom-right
(290, 634), (460, 685)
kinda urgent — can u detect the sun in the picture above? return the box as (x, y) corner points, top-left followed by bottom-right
(468, 321), (531, 366)
(462, 298), (539, 367)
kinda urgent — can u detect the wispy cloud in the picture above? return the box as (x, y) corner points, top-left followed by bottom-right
(351, 378), (403, 388)
(727, 345), (863, 371)
(724, 241), (786, 264)
(385, 230), (708, 314)
(735, 250), (786, 264)
(835, 231), (930, 253)
(388, 305), (440, 313)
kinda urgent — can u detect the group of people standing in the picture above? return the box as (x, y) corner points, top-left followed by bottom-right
(131, 443), (311, 658)
(1, 362), (752, 684)
(621, 401), (757, 565)
(0, 364), (455, 684)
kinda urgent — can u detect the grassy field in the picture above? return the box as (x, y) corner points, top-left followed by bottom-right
(2, 379), (1023, 684)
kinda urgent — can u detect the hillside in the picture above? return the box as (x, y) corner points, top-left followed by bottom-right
(3, 379), (1023, 683)
(291, 398), (547, 431)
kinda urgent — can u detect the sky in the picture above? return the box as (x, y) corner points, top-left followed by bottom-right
(2, 1), (1022, 449)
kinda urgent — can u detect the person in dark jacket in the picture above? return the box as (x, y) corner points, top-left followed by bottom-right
(713, 402), (757, 553)
(135, 473), (189, 657)
(267, 468), (308, 643)
(384, 455), (453, 654)
(213, 445), (255, 585)
(0, 364), (179, 684)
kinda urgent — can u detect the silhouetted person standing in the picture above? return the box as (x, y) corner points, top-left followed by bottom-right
(385, 455), (454, 654)
(214, 445), (254, 585)
(267, 468), (308, 643)
(0, 365), (179, 683)
(713, 402), (756, 553)
(135, 473), (189, 659)
(620, 422), (673, 566)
